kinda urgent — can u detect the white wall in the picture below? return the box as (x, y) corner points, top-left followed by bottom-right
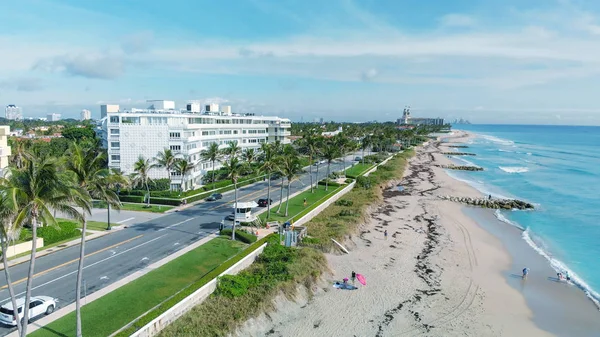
(1, 238), (44, 258)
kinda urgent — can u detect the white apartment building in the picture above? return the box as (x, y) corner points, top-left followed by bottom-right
(5, 105), (22, 121)
(80, 109), (92, 121)
(47, 113), (61, 122)
(99, 100), (291, 191)
(0, 126), (12, 176)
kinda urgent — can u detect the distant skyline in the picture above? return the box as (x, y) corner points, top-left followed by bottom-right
(2, 0), (600, 125)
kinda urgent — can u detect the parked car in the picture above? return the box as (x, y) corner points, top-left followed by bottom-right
(354, 156), (362, 161)
(205, 193), (223, 201)
(0, 296), (56, 327)
(257, 198), (273, 207)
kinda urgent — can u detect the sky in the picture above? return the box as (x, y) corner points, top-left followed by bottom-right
(2, 0), (600, 125)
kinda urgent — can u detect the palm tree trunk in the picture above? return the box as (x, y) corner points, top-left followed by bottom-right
(212, 160), (216, 190)
(266, 173), (272, 219)
(106, 203), (111, 230)
(75, 215), (87, 337)
(326, 162), (330, 191)
(276, 177), (284, 213)
(145, 181), (150, 207)
(362, 148), (365, 164)
(21, 216), (39, 337)
(315, 162), (320, 189)
(285, 180), (291, 216)
(309, 155), (313, 193)
(2, 238), (22, 336)
(232, 182), (237, 241)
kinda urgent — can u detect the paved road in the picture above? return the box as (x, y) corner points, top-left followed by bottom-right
(0, 153), (360, 335)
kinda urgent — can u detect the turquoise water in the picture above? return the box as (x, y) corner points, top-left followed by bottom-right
(444, 125), (600, 308)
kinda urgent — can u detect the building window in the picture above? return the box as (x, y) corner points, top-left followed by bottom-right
(233, 130), (238, 134)
(242, 130), (247, 134)
(170, 145), (181, 151)
(110, 155), (120, 161)
(110, 129), (119, 135)
(110, 116), (119, 123)
(110, 142), (120, 148)
(169, 132), (181, 139)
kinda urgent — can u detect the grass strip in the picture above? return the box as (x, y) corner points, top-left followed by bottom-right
(114, 235), (273, 337)
(343, 162), (375, 178)
(258, 184), (345, 224)
(29, 238), (245, 337)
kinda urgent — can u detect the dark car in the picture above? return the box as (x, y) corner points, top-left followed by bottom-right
(257, 198), (273, 207)
(205, 193), (223, 201)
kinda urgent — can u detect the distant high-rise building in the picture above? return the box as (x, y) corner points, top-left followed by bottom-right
(80, 109), (92, 121)
(47, 113), (61, 122)
(5, 105), (23, 121)
(319, 118), (324, 124)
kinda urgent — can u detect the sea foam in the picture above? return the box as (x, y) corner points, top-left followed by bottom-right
(499, 166), (529, 173)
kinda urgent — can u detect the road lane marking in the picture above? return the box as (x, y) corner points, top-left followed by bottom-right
(0, 234), (167, 303)
(157, 217), (196, 231)
(0, 234), (144, 290)
(116, 217), (135, 224)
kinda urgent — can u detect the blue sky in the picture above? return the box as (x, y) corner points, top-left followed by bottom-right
(2, 0), (600, 124)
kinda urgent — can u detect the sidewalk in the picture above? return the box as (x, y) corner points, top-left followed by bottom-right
(0, 229), (118, 271)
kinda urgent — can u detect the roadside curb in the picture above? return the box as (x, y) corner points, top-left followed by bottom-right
(12, 232), (219, 337)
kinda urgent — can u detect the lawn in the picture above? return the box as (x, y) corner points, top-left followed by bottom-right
(92, 200), (173, 213)
(29, 238), (245, 337)
(343, 162), (375, 177)
(259, 184), (345, 224)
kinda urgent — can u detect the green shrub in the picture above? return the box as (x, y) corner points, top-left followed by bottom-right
(37, 221), (80, 245)
(339, 209), (359, 217)
(345, 178), (354, 183)
(335, 199), (353, 207)
(317, 180), (341, 187)
(117, 195), (144, 203)
(147, 197), (182, 206)
(300, 237), (321, 245)
(148, 178), (171, 191)
(356, 176), (375, 189)
(220, 229), (257, 244)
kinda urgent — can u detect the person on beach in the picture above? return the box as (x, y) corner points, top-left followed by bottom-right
(384, 230), (388, 240)
(351, 271), (356, 285)
(557, 272), (563, 281)
(565, 271), (571, 281)
(303, 198), (307, 207)
(522, 267), (530, 279)
(488, 194), (492, 200)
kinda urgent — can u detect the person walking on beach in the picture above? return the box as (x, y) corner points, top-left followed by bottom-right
(565, 271), (571, 282)
(384, 230), (388, 240)
(522, 267), (530, 279)
(351, 271), (356, 285)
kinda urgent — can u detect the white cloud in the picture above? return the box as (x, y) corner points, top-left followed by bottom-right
(439, 14), (477, 28)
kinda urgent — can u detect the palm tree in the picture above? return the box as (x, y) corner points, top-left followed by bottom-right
(280, 155), (302, 216)
(321, 139), (339, 191)
(65, 144), (120, 337)
(223, 141), (241, 158)
(153, 149), (178, 189)
(297, 129), (319, 193)
(275, 145), (295, 213)
(6, 154), (84, 337)
(131, 156), (153, 207)
(241, 148), (257, 174)
(9, 140), (28, 169)
(200, 142), (221, 190)
(361, 135), (372, 164)
(174, 157), (194, 191)
(258, 143), (278, 219)
(0, 187), (24, 336)
(105, 169), (128, 230)
(334, 133), (352, 173)
(222, 156), (243, 240)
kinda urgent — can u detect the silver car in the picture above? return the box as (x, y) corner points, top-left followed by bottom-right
(0, 296), (57, 326)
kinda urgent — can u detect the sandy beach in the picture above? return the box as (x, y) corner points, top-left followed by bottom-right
(234, 131), (596, 337)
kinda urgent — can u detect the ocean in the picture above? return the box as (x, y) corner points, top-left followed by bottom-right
(443, 124), (600, 308)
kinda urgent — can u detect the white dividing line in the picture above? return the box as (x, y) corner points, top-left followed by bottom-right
(116, 217), (135, 224)
(0, 234), (167, 303)
(157, 217), (196, 232)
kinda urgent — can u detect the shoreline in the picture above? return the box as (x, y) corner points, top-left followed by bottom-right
(234, 131), (596, 337)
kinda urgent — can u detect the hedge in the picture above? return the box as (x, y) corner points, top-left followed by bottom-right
(317, 180), (341, 187)
(114, 235), (273, 337)
(219, 229), (258, 244)
(117, 195), (144, 203)
(37, 221), (81, 245)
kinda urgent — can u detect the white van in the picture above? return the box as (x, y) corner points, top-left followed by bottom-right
(0, 296), (56, 326)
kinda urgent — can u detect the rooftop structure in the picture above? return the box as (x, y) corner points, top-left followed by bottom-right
(99, 100), (291, 191)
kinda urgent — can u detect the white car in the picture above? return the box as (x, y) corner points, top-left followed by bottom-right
(0, 296), (56, 326)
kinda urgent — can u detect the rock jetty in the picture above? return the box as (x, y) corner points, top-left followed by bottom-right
(441, 152), (476, 156)
(438, 195), (534, 210)
(447, 145), (469, 148)
(435, 164), (483, 171)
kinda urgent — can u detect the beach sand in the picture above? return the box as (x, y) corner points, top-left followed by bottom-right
(234, 131), (595, 337)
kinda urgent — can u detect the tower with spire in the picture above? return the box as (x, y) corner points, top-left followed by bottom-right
(402, 105), (411, 124)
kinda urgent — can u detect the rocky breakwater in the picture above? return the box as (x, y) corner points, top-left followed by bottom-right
(441, 152), (476, 156)
(435, 164), (484, 171)
(447, 145), (469, 148)
(438, 195), (534, 210)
